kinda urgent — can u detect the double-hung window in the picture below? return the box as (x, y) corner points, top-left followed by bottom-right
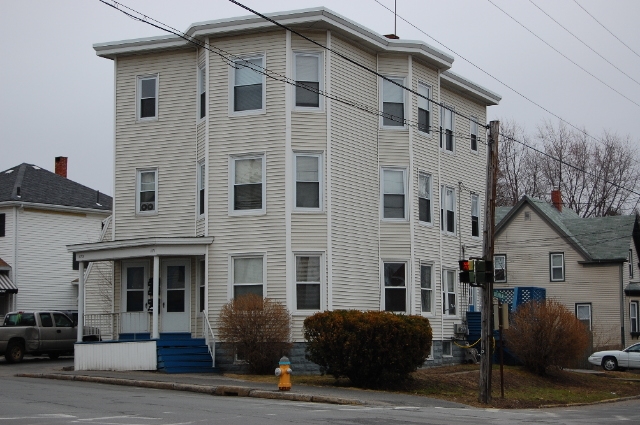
(630, 249), (634, 278)
(198, 161), (205, 217)
(295, 154), (321, 210)
(471, 194), (479, 237)
(550, 252), (565, 281)
(442, 269), (456, 316)
(382, 77), (405, 127)
(232, 56), (264, 113)
(382, 168), (406, 219)
(494, 254), (506, 283)
(383, 262), (406, 312)
(421, 264), (432, 313)
(137, 75), (158, 120)
(631, 301), (639, 333)
(294, 53), (321, 108)
(232, 256), (264, 299)
(470, 117), (478, 151)
(231, 156), (265, 213)
(440, 105), (454, 151)
(198, 65), (206, 119)
(440, 186), (455, 234)
(137, 169), (157, 214)
(419, 172), (432, 224)
(417, 82), (431, 134)
(295, 255), (322, 311)
(576, 304), (592, 330)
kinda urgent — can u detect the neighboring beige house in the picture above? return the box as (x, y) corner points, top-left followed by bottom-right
(494, 191), (640, 350)
(69, 7), (501, 372)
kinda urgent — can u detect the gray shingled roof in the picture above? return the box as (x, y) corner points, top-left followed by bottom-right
(0, 163), (112, 212)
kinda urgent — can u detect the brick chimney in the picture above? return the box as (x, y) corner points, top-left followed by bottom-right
(55, 156), (67, 178)
(551, 189), (562, 212)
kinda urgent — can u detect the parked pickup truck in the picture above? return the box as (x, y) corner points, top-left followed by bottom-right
(0, 311), (99, 363)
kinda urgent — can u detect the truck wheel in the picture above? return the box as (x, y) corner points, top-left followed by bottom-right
(5, 341), (25, 363)
(48, 353), (60, 360)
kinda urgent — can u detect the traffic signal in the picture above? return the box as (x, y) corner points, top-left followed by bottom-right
(459, 259), (475, 284)
(459, 259), (494, 287)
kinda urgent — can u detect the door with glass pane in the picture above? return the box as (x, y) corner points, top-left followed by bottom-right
(161, 260), (191, 333)
(121, 262), (149, 333)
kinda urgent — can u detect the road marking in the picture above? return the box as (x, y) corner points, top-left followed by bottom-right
(0, 415), (76, 420)
(615, 416), (630, 421)
(393, 407), (420, 410)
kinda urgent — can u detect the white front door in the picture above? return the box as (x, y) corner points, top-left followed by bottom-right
(121, 261), (150, 333)
(161, 260), (191, 333)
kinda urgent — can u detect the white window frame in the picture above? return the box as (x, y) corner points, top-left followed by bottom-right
(471, 194), (480, 238)
(550, 252), (565, 282)
(229, 54), (266, 116)
(442, 340), (453, 357)
(198, 64), (206, 121)
(442, 269), (457, 317)
(576, 303), (592, 331)
(293, 252), (325, 313)
(381, 260), (408, 313)
(229, 154), (266, 216)
(137, 74), (159, 121)
(136, 168), (158, 215)
(494, 254), (507, 283)
(440, 104), (455, 152)
(417, 82), (431, 135)
(228, 253), (266, 300)
(630, 249), (634, 279)
(381, 167), (408, 221)
(121, 261), (149, 313)
(294, 152), (323, 212)
(440, 185), (456, 235)
(197, 160), (205, 219)
(380, 76), (406, 129)
(470, 116), (478, 152)
(631, 301), (638, 334)
(418, 172), (432, 226)
(197, 259), (206, 317)
(293, 52), (323, 111)
(420, 263), (433, 315)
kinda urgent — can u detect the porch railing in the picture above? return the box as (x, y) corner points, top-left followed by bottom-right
(202, 310), (216, 367)
(84, 312), (151, 341)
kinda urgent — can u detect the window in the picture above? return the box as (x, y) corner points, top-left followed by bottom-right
(232, 56), (264, 113)
(125, 266), (146, 312)
(550, 253), (565, 281)
(440, 105), (454, 151)
(417, 82), (431, 134)
(494, 255), (506, 283)
(136, 169), (157, 214)
(382, 168), (406, 219)
(631, 302), (638, 333)
(3, 313), (35, 326)
(294, 53), (321, 108)
(630, 249), (634, 279)
(198, 260), (205, 314)
(440, 186), (455, 234)
(39, 313), (53, 327)
(231, 156), (265, 213)
(232, 256), (264, 299)
(72, 253), (79, 271)
(295, 255), (322, 311)
(421, 264), (432, 313)
(442, 341), (452, 357)
(198, 65), (206, 119)
(384, 262), (406, 312)
(576, 304), (592, 330)
(382, 77), (405, 127)
(471, 194), (479, 237)
(295, 154), (321, 210)
(470, 117), (478, 151)
(198, 161), (205, 216)
(442, 269), (456, 316)
(137, 75), (158, 120)
(53, 313), (73, 328)
(418, 172), (432, 224)
(0, 213), (5, 237)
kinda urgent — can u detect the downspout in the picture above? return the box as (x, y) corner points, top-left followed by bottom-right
(437, 69), (444, 346)
(620, 263), (625, 348)
(13, 206), (18, 311)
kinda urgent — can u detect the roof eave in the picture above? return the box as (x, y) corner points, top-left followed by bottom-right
(0, 201), (112, 215)
(441, 71), (502, 106)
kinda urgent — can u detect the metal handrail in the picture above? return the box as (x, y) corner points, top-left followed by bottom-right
(202, 310), (216, 367)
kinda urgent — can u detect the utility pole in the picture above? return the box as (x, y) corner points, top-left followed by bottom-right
(479, 120), (499, 404)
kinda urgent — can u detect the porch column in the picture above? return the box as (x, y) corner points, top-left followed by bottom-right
(77, 261), (85, 343)
(152, 255), (160, 339)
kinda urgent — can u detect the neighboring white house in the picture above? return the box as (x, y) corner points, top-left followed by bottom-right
(70, 7), (501, 371)
(0, 158), (112, 317)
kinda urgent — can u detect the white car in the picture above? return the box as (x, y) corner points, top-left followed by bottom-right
(588, 342), (640, 371)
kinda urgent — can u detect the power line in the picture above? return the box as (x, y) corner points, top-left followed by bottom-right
(486, 0), (640, 109)
(529, 0), (640, 88)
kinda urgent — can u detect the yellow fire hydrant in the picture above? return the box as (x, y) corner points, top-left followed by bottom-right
(274, 356), (292, 391)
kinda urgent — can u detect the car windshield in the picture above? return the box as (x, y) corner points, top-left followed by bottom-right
(3, 313), (36, 326)
(625, 343), (640, 353)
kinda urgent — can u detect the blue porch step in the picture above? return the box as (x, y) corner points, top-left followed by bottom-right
(156, 333), (218, 374)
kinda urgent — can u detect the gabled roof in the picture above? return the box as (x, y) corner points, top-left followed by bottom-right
(496, 195), (636, 263)
(0, 163), (112, 213)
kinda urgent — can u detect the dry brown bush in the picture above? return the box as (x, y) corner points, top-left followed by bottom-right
(218, 294), (292, 374)
(504, 299), (590, 375)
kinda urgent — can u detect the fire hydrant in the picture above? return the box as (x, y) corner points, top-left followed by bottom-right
(274, 356), (292, 391)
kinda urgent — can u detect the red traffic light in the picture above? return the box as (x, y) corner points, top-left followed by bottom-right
(459, 259), (472, 271)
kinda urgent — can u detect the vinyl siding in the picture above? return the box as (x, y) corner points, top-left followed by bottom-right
(196, 120), (206, 236)
(0, 207), (15, 278)
(85, 217), (114, 315)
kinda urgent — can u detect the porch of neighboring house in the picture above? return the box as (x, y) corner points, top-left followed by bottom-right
(68, 237), (217, 373)
(0, 258), (18, 316)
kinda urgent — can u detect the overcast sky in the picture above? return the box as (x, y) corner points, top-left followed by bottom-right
(1, 0), (639, 196)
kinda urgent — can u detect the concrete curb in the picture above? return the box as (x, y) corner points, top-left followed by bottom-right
(539, 393), (640, 409)
(15, 373), (365, 406)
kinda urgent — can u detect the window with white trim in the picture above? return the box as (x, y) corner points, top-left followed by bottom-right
(440, 105), (454, 151)
(294, 53), (321, 108)
(631, 301), (638, 333)
(384, 262), (406, 312)
(494, 254), (506, 283)
(232, 256), (264, 298)
(550, 252), (565, 281)
(198, 161), (205, 217)
(138, 75), (158, 120)
(198, 260), (205, 314)
(136, 169), (157, 214)
(419, 172), (432, 224)
(0, 213), (5, 237)
(442, 341), (452, 357)
(630, 249), (634, 278)
(232, 56), (264, 112)
(470, 117), (478, 151)
(442, 269), (456, 316)
(576, 303), (592, 330)
(417, 82), (431, 134)
(421, 264), (432, 313)
(295, 255), (322, 311)
(382, 77), (405, 127)
(198, 65), (206, 119)
(440, 186), (455, 234)
(382, 168), (406, 219)
(471, 194), (479, 237)
(231, 156), (265, 213)
(295, 154), (321, 210)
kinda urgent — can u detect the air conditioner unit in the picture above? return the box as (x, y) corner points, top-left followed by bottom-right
(140, 202), (155, 211)
(454, 323), (469, 335)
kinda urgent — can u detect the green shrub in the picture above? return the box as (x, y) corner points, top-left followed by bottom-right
(303, 310), (432, 387)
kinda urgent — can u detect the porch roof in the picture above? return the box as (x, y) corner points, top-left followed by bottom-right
(0, 273), (18, 294)
(67, 237), (214, 262)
